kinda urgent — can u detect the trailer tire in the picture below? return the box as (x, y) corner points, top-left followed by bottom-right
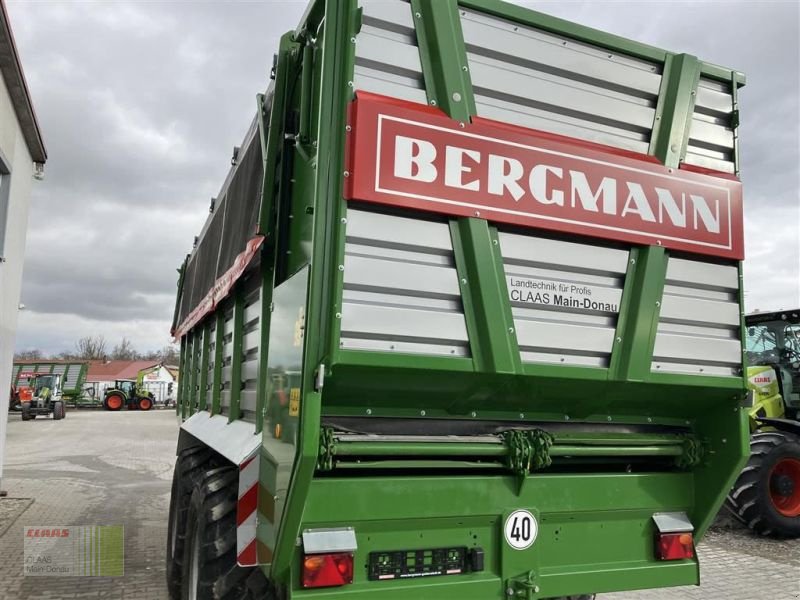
(20, 402), (32, 421)
(52, 401), (64, 420)
(181, 465), (270, 600)
(726, 431), (800, 537)
(166, 446), (218, 600)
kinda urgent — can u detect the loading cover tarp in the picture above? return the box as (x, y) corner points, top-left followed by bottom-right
(173, 117), (264, 336)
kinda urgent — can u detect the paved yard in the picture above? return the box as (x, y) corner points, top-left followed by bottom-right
(0, 409), (798, 599)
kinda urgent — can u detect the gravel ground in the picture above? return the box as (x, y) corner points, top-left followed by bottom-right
(0, 409), (798, 599)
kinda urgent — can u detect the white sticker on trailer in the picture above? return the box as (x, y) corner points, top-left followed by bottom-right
(504, 509), (538, 550)
(507, 275), (621, 313)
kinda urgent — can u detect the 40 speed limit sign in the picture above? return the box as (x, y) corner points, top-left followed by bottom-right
(504, 509), (538, 550)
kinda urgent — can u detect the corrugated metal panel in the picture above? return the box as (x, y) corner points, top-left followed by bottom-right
(206, 321), (216, 409)
(499, 231), (628, 367)
(460, 8), (662, 154)
(684, 77), (736, 174)
(355, 0), (427, 105)
(652, 257), (741, 376)
(340, 209), (470, 357)
(241, 285), (261, 416)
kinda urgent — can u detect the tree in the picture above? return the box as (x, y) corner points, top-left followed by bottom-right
(75, 336), (107, 360)
(111, 337), (138, 360)
(159, 344), (180, 366)
(14, 349), (43, 360)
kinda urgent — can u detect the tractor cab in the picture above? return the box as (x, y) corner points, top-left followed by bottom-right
(746, 309), (800, 418)
(114, 379), (137, 397)
(32, 374), (61, 399)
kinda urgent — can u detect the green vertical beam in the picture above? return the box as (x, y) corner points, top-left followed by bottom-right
(198, 322), (210, 412)
(188, 331), (199, 415)
(177, 336), (187, 417)
(450, 218), (521, 373)
(608, 246), (668, 382)
(410, 0), (476, 122)
(255, 261), (275, 435)
(228, 287), (245, 423)
(730, 71), (741, 176)
(649, 53), (701, 168)
(211, 311), (224, 416)
(273, 0), (358, 582)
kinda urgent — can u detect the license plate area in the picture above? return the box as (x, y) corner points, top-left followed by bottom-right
(368, 547), (468, 580)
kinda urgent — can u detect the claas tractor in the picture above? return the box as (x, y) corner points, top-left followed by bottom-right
(726, 309), (800, 536)
(103, 379), (155, 411)
(20, 374), (66, 421)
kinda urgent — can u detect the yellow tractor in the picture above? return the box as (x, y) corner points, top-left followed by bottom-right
(726, 309), (800, 536)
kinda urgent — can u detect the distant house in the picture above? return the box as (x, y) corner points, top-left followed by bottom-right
(86, 360), (178, 404)
(0, 0), (47, 492)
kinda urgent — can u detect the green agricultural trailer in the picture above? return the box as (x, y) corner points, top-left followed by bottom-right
(12, 361), (88, 407)
(168, 1), (749, 598)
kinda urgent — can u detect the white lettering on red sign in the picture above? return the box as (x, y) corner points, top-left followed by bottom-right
(346, 93), (743, 260)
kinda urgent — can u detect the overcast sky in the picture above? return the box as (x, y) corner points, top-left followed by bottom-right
(6, 0), (799, 356)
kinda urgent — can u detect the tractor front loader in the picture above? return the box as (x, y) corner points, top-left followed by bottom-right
(20, 374), (66, 421)
(726, 309), (800, 536)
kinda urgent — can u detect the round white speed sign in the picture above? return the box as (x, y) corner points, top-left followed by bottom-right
(504, 509), (538, 550)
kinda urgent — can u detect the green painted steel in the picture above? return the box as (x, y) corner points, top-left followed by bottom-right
(171, 1), (750, 597)
(211, 310), (224, 416)
(177, 337), (186, 417)
(198, 322), (210, 412)
(649, 53), (701, 168)
(410, 0), (476, 122)
(451, 219), (521, 374)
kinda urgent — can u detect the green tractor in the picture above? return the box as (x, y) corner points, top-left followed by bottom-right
(726, 309), (800, 536)
(102, 379), (155, 411)
(20, 374), (66, 421)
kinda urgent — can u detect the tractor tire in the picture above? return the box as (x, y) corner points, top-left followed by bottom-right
(726, 431), (800, 537)
(52, 401), (64, 421)
(181, 465), (270, 600)
(104, 393), (124, 411)
(138, 397), (153, 411)
(166, 446), (220, 600)
(21, 402), (32, 421)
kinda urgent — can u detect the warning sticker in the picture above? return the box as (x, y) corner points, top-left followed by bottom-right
(507, 275), (621, 313)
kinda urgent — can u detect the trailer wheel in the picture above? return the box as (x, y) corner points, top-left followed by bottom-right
(138, 397), (153, 411)
(104, 393), (124, 411)
(21, 402), (32, 421)
(726, 431), (800, 537)
(52, 401), (64, 421)
(166, 446), (217, 600)
(181, 465), (270, 600)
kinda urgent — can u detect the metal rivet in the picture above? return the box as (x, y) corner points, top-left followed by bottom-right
(533, 587), (540, 594)
(335, 312), (342, 319)
(656, 240), (662, 246)
(347, 81), (353, 88)
(461, 278), (467, 285)
(452, 92), (462, 102)
(312, 140), (317, 148)
(655, 301), (661, 307)
(343, 171), (350, 177)
(340, 217), (347, 224)
(429, 99), (437, 106)
(471, 411), (477, 418)
(519, 413), (525, 419)
(564, 415), (570, 421)
(722, 438), (727, 443)
(350, 37), (356, 43)
(420, 410), (426, 416)
(462, 65), (468, 72)
(647, 417), (653, 423)
(607, 416), (613, 422)
(506, 589), (515, 597)
(345, 125), (351, 132)
(366, 408), (372, 415)
(630, 258), (636, 265)
(475, 210), (480, 217)
(414, 11), (421, 18)
(459, 122), (465, 128)
(390, 344), (395, 350)
(560, 357), (565, 362)
(508, 327), (514, 334)
(338, 264), (344, 271)
(616, 337), (622, 343)
(493, 239), (498, 245)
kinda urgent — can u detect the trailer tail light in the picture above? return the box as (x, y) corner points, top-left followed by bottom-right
(301, 527), (357, 589)
(655, 532), (694, 560)
(652, 512), (694, 561)
(302, 553), (354, 588)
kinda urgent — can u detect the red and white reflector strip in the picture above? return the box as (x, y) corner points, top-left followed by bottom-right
(236, 451), (259, 566)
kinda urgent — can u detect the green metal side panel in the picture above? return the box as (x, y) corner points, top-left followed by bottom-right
(229, 287), (245, 422)
(211, 311), (224, 416)
(188, 330), (199, 416)
(177, 337), (187, 418)
(198, 322), (210, 412)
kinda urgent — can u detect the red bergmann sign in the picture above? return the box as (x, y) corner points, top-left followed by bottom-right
(345, 92), (743, 260)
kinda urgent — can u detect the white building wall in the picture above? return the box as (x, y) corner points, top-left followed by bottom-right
(0, 70), (36, 489)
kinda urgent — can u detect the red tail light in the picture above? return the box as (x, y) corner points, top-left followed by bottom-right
(302, 552), (354, 588)
(655, 532), (694, 560)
